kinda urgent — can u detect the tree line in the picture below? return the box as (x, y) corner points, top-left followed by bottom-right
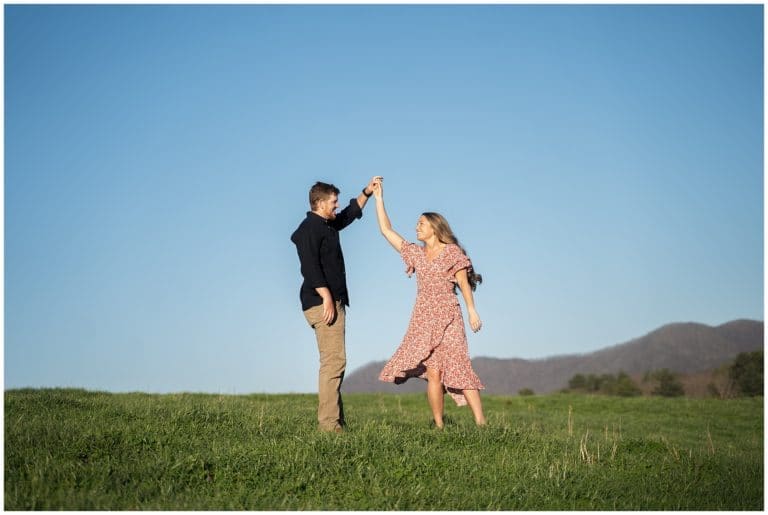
(517, 351), (763, 398)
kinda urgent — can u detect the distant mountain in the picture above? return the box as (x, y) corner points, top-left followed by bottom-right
(342, 319), (763, 395)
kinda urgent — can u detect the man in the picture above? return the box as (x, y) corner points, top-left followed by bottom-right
(291, 176), (381, 432)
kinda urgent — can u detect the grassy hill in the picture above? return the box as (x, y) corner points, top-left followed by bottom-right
(5, 388), (763, 510)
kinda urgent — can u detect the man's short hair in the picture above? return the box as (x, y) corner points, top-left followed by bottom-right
(309, 182), (340, 210)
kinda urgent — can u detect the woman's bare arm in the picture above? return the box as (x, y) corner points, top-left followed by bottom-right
(456, 268), (482, 332)
(372, 181), (405, 251)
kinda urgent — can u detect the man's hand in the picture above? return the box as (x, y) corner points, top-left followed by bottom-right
(357, 176), (384, 209)
(366, 176), (383, 196)
(405, 265), (414, 277)
(322, 296), (336, 325)
(315, 287), (336, 325)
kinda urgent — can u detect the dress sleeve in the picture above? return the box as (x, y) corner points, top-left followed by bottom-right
(400, 240), (419, 269)
(445, 244), (471, 281)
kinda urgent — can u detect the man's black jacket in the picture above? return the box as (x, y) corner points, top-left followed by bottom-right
(290, 198), (362, 311)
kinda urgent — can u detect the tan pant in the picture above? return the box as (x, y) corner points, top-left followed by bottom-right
(303, 301), (346, 431)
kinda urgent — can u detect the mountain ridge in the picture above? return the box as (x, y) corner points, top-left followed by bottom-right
(342, 319), (763, 395)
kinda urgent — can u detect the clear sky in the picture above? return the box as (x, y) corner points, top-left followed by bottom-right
(5, 4), (763, 394)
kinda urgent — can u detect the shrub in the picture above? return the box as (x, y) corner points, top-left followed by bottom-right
(585, 374), (604, 392)
(614, 371), (642, 397)
(707, 382), (721, 398)
(568, 374), (587, 390)
(518, 388), (535, 396)
(729, 351), (763, 397)
(649, 369), (685, 397)
(565, 371), (640, 396)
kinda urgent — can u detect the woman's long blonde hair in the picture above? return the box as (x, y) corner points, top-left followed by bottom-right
(421, 212), (483, 291)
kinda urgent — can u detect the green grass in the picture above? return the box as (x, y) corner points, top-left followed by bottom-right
(5, 388), (763, 510)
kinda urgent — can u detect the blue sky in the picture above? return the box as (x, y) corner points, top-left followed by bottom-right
(5, 5), (763, 394)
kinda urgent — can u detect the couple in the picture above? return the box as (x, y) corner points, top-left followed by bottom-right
(290, 176), (485, 432)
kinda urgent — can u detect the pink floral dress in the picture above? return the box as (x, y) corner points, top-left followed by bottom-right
(378, 241), (484, 406)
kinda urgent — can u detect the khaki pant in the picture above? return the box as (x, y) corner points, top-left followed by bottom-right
(303, 301), (346, 431)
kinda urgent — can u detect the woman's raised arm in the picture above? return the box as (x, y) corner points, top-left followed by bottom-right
(372, 181), (405, 252)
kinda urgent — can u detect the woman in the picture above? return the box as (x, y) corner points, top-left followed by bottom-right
(372, 179), (486, 428)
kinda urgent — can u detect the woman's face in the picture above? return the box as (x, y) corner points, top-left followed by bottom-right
(415, 216), (434, 242)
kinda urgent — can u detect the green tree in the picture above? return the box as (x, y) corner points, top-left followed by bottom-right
(568, 374), (587, 390)
(650, 368), (685, 397)
(585, 374), (603, 392)
(729, 351), (763, 397)
(567, 371), (639, 396)
(598, 374), (618, 395)
(614, 371), (641, 397)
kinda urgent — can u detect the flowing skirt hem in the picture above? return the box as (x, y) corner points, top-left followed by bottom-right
(378, 366), (484, 407)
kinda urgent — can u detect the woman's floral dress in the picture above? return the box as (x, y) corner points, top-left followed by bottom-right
(378, 241), (484, 406)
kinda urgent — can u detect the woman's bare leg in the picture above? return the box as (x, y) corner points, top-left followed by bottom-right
(426, 368), (444, 428)
(463, 389), (486, 426)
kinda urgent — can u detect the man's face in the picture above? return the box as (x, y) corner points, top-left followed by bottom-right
(316, 193), (340, 220)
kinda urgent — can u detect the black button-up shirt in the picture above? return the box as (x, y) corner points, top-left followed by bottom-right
(290, 198), (363, 310)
